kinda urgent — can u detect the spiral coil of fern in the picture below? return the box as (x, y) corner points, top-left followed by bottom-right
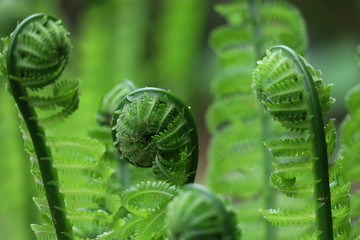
(5, 13), (74, 239)
(252, 45), (340, 239)
(166, 184), (239, 240)
(111, 87), (198, 186)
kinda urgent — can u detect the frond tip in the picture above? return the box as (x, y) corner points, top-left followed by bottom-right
(111, 87), (199, 185)
(166, 184), (240, 240)
(7, 13), (71, 89)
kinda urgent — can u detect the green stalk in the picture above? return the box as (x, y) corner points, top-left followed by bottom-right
(119, 156), (130, 189)
(248, 0), (277, 239)
(6, 14), (73, 240)
(272, 45), (333, 240)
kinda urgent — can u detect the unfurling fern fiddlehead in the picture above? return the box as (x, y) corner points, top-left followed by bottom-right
(167, 184), (239, 240)
(94, 80), (138, 190)
(2, 13), (76, 239)
(252, 45), (351, 239)
(111, 87), (199, 186)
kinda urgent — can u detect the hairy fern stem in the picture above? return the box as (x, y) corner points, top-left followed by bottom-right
(6, 14), (73, 240)
(254, 45), (334, 239)
(274, 46), (333, 239)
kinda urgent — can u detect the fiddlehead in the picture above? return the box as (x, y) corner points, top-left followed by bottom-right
(252, 45), (351, 239)
(112, 87), (199, 186)
(97, 80), (137, 127)
(4, 13), (75, 240)
(94, 80), (139, 190)
(166, 184), (239, 240)
(6, 13), (79, 127)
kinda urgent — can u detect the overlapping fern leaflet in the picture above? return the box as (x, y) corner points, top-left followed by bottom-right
(252, 46), (351, 239)
(112, 88), (198, 186)
(25, 133), (120, 239)
(98, 181), (178, 240)
(2, 13), (123, 240)
(340, 84), (360, 238)
(206, 0), (307, 239)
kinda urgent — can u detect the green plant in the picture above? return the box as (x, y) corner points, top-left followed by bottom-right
(340, 84), (360, 239)
(252, 45), (350, 239)
(167, 184), (239, 240)
(1, 1), (360, 239)
(206, 0), (307, 239)
(111, 87), (199, 185)
(0, 13), (235, 240)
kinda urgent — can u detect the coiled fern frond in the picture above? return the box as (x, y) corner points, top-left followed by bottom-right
(252, 45), (351, 240)
(4, 13), (79, 127)
(166, 184), (240, 240)
(97, 80), (137, 127)
(112, 87), (199, 186)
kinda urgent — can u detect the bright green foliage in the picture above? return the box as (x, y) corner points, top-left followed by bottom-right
(252, 46), (351, 239)
(112, 88), (199, 186)
(7, 15), (70, 88)
(121, 181), (177, 216)
(2, 14), (121, 240)
(96, 80), (137, 127)
(150, 0), (211, 102)
(167, 184), (239, 240)
(100, 181), (178, 240)
(27, 135), (120, 239)
(340, 84), (360, 238)
(206, 0), (307, 239)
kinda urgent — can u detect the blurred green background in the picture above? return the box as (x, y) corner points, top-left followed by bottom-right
(0, 0), (359, 239)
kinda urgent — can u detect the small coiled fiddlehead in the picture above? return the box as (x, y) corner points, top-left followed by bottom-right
(4, 13), (75, 239)
(97, 80), (137, 127)
(252, 45), (351, 239)
(111, 87), (198, 186)
(166, 184), (239, 240)
(7, 14), (70, 88)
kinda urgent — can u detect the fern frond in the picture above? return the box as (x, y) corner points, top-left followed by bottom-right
(167, 184), (239, 240)
(211, 68), (254, 99)
(134, 207), (167, 240)
(118, 214), (144, 240)
(290, 232), (321, 240)
(261, 2), (307, 54)
(97, 80), (137, 126)
(265, 137), (310, 158)
(253, 45), (349, 239)
(273, 161), (312, 179)
(207, 93), (261, 134)
(210, 25), (252, 52)
(121, 181), (177, 216)
(207, 1), (308, 239)
(270, 172), (314, 198)
(31, 224), (56, 240)
(215, 2), (249, 25)
(112, 88), (198, 185)
(63, 182), (120, 214)
(261, 207), (315, 227)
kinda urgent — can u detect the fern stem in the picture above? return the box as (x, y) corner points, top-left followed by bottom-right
(7, 14), (73, 240)
(248, 0), (277, 239)
(119, 157), (130, 189)
(271, 45), (333, 240)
